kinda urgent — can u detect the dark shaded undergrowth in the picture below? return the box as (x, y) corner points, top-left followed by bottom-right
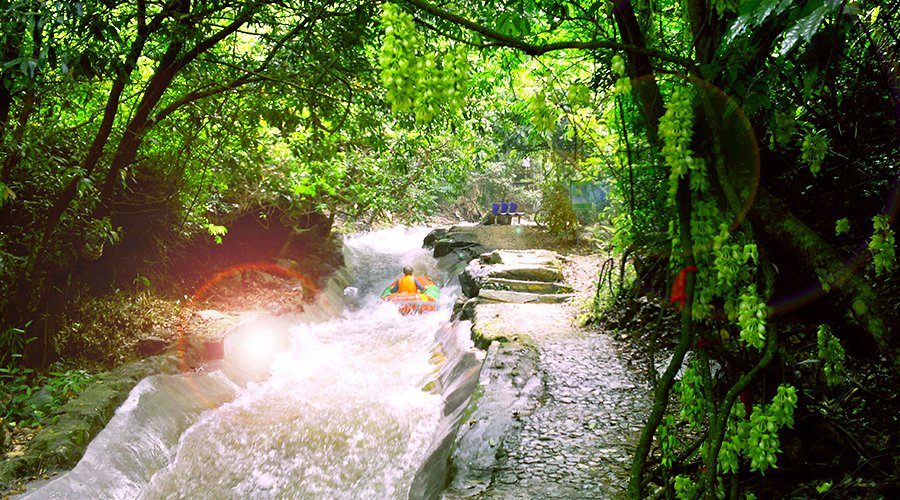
(599, 288), (900, 499)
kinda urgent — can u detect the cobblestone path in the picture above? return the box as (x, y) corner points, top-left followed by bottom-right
(480, 306), (652, 499)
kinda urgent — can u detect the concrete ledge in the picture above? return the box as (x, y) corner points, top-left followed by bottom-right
(0, 355), (182, 488)
(408, 321), (486, 500)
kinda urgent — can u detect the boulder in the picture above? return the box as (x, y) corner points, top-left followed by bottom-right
(452, 297), (479, 322)
(195, 309), (226, 320)
(429, 228), (488, 261)
(423, 228), (449, 248)
(480, 250), (503, 265)
(433, 239), (484, 259)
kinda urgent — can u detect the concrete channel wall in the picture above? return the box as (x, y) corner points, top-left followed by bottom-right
(408, 320), (485, 500)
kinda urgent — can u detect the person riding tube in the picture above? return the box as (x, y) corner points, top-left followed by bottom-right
(384, 266), (426, 296)
(381, 267), (440, 314)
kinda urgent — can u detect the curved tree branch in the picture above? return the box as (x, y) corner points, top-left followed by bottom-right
(399, 0), (695, 69)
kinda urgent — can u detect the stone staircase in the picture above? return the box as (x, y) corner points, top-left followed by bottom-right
(456, 249), (574, 311)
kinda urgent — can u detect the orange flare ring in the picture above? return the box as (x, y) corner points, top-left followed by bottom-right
(176, 262), (319, 372)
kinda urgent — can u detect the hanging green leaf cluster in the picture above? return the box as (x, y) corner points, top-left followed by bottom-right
(610, 55), (631, 95)
(660, 86), (705, 204)
(800, 129), (828, 177)
(816, 324), (845, 386)
(378, 3), (469, 123)
(527, 91), (557, 131)
(869, 214), (896, 276)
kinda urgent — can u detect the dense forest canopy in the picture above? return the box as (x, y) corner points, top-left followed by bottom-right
(2, 0), (899, 497)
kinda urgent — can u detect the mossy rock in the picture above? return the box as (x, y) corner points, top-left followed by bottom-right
(0, 354), (183, 490)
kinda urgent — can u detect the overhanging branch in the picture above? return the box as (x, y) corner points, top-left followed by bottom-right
(399, 0), (694, 69)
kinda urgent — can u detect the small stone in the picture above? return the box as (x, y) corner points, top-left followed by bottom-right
(196, 309), (225, 320)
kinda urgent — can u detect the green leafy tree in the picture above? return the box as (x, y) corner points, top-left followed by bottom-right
(381, 0), (899, 497)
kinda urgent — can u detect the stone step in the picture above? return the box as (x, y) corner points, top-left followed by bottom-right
(485, 265), (563, 283)
(482, 278), (573, 294)
(478, 289), (575, 304)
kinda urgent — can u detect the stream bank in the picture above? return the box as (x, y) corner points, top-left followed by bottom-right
(0, 222), (346, 495)
(0, 263), (354, 496)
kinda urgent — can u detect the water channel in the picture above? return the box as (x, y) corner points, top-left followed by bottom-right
(26, 227), (467, 499)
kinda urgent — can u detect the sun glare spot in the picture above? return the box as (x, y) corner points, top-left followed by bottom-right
(229, 328), (284, 368)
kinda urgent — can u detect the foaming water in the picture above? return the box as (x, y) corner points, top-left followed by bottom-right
(342, 226), (453, 309)
(139, 307), (447, 499)
(26, 226), (457, 499)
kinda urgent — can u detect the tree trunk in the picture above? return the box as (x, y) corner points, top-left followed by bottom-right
(19, 9), (257, 368)
(628, 175), (697, 498)
(685, 0), (727, 66)
(30, 28), (150, 277)
(0, 88), (36, 182)
(0, 78), (11, 145)
(751, 187), (897, 367)
(612, 0), (665, 146)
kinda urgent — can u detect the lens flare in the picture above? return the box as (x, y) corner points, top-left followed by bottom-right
(228, 328), (282, 367)
(174, 262), (318, 407)
(627, 68), (900, 321)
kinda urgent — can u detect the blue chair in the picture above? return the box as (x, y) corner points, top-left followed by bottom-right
(508, 202), (525, 223)
(491, 203), (500, 215)
(500, 202), (509, 214)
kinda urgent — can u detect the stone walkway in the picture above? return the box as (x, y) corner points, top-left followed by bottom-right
(444, 249), (652, 499)
(484, 307), (650, 499)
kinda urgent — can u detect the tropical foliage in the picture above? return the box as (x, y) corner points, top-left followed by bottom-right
(2, 0), (898, 496)
(374, 0), (898, 497)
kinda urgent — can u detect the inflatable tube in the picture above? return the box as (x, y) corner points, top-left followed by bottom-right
(382, 276), (440, 314)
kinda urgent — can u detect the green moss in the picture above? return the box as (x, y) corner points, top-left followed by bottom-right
(867, 317), (883, 337)
(458, 382), (484, 425)
(471, 324), (506, 350)
(0, 354), (186, 488)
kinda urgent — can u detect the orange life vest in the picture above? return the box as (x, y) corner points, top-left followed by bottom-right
(397, 275), (419, 294)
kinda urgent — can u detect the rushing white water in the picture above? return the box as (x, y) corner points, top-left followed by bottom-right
(27, 227), (460, 499)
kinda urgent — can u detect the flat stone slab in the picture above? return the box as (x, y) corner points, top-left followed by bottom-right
(459, 249), (569, 301)
(479, 289), (574, 304)
(483, 265), (563, 283)
(482, 249), (563, 269)
(483, 278), (573, 294)
(471, 303), (567, 347)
